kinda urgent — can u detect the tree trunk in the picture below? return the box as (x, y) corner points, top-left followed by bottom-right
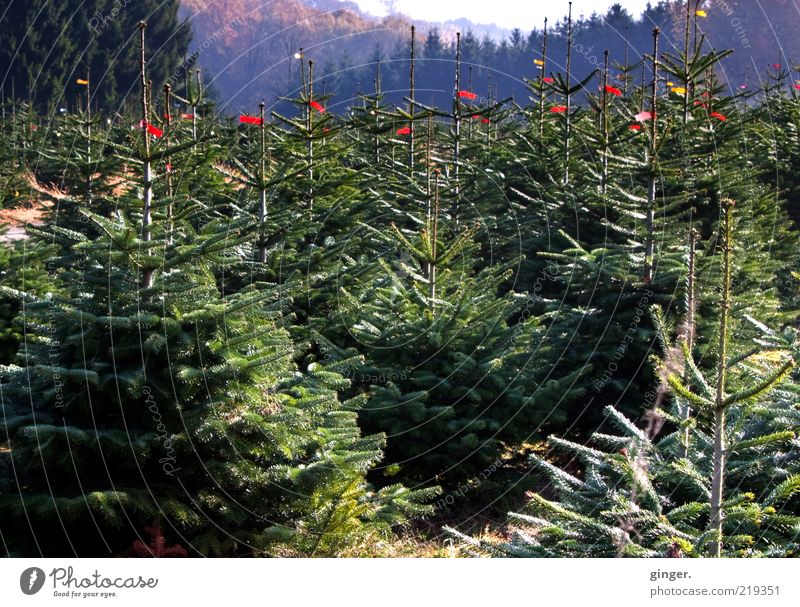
(708, 406), (725, 558)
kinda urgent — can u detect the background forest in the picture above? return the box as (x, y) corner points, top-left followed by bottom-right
(0, 0), (799, 557)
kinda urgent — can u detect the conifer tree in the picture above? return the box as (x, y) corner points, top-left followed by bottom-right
(0, 0), (190, 112)
(0, 23), (434, 557)
(315, 168), (583, 486)
(448, 199), (799, 557)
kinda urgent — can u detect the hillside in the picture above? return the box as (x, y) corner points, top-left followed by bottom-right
(181, 0), (800, 112)
(179, 0), (411, 110)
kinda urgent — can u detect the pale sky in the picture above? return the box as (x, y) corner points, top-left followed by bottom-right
(344, 0), (653, 30)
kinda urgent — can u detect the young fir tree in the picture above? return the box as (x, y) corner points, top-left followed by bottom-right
(0, 24), (434, 557)
(490, 32), (684, 428)
(448, 199), (799, 557)
(0, 228), (59, 366)
(315, 161), (584, 487)
(0, 100), (56, 363)
(216, 63), (382, 329)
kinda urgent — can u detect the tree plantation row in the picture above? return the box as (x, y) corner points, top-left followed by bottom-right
(0, 17), (799, 557)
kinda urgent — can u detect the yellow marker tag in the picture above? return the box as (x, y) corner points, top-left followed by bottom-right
(696, 9), (707, 17)
(534, 59), (544, 66)
(76, 79), (89, 85)
(671, 86), (687, 94)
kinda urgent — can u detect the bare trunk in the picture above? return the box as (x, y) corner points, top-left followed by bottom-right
(453, 32), (461, 223)
(563, 2), (573, 185)
(644, 28), (660, 283)
(85, 69), (93, 203)
(430, 174), (439, 307)
(707, 199), (735, 557)
(539, 19), (548, 136)
(683, 0), (691, 126)
(409, 26), (416, 175)
(623, 26), (630, 95)
(644, 177), (656, 281)
(601, 50), (609, 195)
(374, 61), (381, 164)
(307, 60), (314, 214)
(258, 188), (267, 263)
(139, 22), (154, 291)
(681, 227), (698, 457)
(425, 113), (433, 283)
(258, 101), (268, 263)
(708, 406), (725, 558)
(164, 84), (174, 244)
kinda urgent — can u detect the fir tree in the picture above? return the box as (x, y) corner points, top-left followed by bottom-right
(448, 200), (799, 557)
(0, 0), (190, 112)
(0, 23), (434, 557)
